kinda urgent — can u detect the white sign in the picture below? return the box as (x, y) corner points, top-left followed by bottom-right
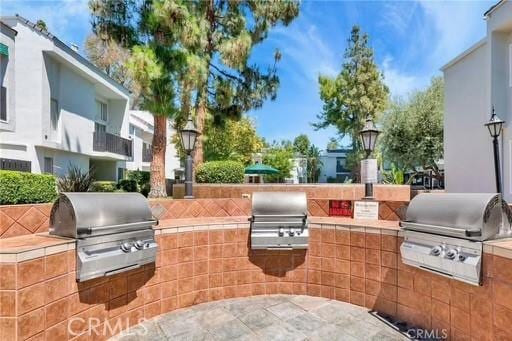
(353, 201), (379, 220)
(361, 159), (378, 183)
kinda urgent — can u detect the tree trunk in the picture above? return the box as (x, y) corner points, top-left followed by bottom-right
(193, 96), (207, 167)
(148, 115), (167, 198)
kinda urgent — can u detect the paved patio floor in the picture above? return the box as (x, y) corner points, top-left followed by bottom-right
(111, 295), (409, 341)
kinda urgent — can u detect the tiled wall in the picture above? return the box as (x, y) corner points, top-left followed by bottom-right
(2, 222), (509, 340)
(0, 198), (408, 239)
(0, 204), (51, 239)
(173, 184), (410, 202)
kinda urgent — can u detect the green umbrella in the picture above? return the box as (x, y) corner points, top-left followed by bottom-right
(244, 163), (279, 175)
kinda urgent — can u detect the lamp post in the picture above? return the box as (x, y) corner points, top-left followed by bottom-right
(180, 117), (200, 199)
(360, 114), (380, 199)
(485, 106), (505, 194)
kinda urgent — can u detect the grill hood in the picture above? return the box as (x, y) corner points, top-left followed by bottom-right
(401, 193), (510, 241)
(50, 192), (156, 239)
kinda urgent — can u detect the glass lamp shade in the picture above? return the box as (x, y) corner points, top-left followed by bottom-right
(180, 118), (200, 153)
(360, 115), (380, 154)
(485, 108), (505, 138)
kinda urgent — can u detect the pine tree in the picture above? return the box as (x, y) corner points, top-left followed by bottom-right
(314, 26), (389, 178)
(89, 0), (189, 197)
(158, 0), (300, 166)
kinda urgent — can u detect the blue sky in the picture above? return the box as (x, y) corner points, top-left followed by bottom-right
(2, 0), (494, 149)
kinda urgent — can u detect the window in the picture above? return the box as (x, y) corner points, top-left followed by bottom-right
(129, 124), (136, 135)
(96, 101), (107, 122)
(336, 157), (348, 173)
(0, 86), (6, 122)
(50, 98), (59, 135)
(117, 167), (125, 181)
(95, 122), (106, 133)
(0, 54), (7, 122)
(43, 157), (53, 174)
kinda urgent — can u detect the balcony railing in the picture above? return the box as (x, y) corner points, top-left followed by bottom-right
(142, 144), (152, 162)
(93, 131), (133, 158)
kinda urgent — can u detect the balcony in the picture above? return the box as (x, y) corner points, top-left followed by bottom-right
(93, 131), (133, 158)
(142, 144), (152, 162)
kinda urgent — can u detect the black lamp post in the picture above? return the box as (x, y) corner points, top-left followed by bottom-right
(180, 117), (200, 199)
(485, 106), (505, 194)
(360, 114), (380, 198)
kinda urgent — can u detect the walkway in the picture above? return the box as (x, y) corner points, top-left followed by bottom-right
(111, 295), (409, 341)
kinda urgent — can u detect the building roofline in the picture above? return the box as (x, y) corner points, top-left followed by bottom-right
(2, 14), (130, 96)
(483, 0), (506, 18)
(0, 21), (17, 36)
(440, 38), (487, 71)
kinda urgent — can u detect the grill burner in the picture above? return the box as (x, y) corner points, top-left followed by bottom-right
(400, 193), (511, 286)
(250, 192), (308, 250)
(50, 192), (157, 282)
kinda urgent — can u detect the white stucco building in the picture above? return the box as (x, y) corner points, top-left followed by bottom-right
(127, 110), (180, 180)
(0, 15), (179, 182)
(318, 149), (351, 183)
(442, 0), (512, 200)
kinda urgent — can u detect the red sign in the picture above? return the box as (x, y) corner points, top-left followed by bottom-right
(329, 200), (352, 217)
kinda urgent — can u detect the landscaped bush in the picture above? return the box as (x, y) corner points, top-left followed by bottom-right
(0, 170), (58, 204)
(117, 179), (137, 192)
(90, 181), (117, 192)
(195, 161), (245, 183)
(57, 165), (95, 192)
(127, 170), (150, 196)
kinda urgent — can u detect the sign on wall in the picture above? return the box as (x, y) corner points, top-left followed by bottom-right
(361, 159), (378, 183)
(353, 201), (379, 220)
(329, 200), (352, 217)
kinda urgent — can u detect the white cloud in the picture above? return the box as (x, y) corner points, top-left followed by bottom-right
(381, 55), (429, 98)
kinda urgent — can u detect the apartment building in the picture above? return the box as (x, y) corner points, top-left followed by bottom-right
(442, 0), (512, 200)
(0, 15), (179, 182)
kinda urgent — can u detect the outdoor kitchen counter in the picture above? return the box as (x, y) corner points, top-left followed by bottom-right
(0, 233), (74, 261)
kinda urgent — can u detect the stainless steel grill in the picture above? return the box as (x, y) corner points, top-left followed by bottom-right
(400, 193), (511, 286)
(50, 192), (157, 282)
(250, 192), (308, 250)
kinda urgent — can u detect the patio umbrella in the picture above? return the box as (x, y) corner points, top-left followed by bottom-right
(244, 163), (279, 175)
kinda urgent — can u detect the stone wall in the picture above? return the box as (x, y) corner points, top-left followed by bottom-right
(172, 184), (410, 202)
(1, 220), (509, 340)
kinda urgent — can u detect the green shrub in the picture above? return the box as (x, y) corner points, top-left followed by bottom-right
(196, 161), (245, 183)
(0, 170), (58, 204)
(90, 181), (117, 192)
(127, 170), (150, 195)
(117, 179), (137, 192)
(140, 183), (151, 197)
(57, 165), (95, 192)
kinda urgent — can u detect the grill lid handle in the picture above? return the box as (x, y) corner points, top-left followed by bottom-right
(78, 220), (157, 236)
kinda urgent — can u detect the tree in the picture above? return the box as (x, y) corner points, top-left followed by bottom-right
(293, 134), (310, 156)
(380, 77), (444, 182)
(307, 144), (322, 183)
(35, 20), (47, 31)
(165, 1), (300, 167)
(326, 137), (339, 150)
(262, 143), (294, 183)
(85, 34), (142, 108)
(204, 116), (263, 165)
(89, 0), (186, 197)
(315, 25), (389, 178)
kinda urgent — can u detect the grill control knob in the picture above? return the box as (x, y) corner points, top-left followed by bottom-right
(458, 254), (466, 262)
(431, 246), (442, 256)
(446, 249), (458, 260)
(134, 240), (145, 250)
(120, 242), (132, 253)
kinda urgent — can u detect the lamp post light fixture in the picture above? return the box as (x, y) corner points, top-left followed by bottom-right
(485, 106), (505, 194)
(360, 114), (380, 199)
(180, 117), (200, 199)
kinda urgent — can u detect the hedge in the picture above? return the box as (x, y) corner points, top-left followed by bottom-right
(117, 179), (138, 192)
(195, 160), (245, 183)
(90, 181), (118, 192)
(0, 170), (58, 204)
